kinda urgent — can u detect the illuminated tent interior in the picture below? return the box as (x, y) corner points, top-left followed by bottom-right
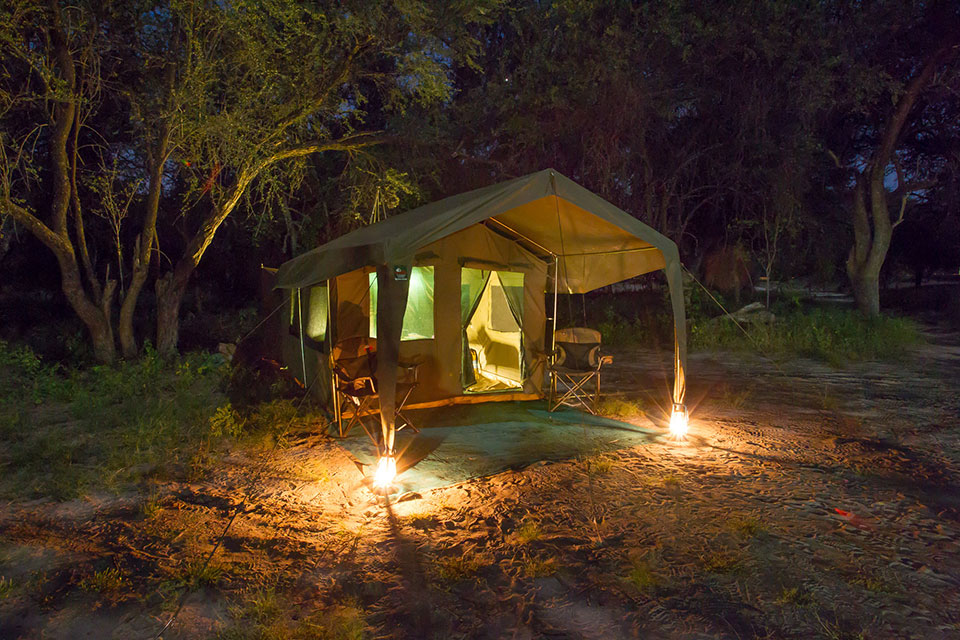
(267, 169), (687, 465)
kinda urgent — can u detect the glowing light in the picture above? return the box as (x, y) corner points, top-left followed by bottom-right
(373, 455), (397, 491)
(669, 403), (689, 440)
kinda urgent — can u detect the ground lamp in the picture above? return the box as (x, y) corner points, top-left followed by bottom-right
(373, 454), (397, 491)
(669, 402), (689, 439)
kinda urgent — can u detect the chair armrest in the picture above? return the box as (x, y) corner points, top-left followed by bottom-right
(599, 354), (613, 367)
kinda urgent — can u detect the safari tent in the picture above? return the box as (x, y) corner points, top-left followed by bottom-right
(268, 169), (687, 460)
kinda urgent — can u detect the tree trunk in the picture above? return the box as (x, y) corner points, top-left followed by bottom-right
(118, 69), (173, 359)
(845, 177), (888, 317)
(119, 243), (149, 359)
(850, 272), (880, 316)
(56, 249), (117, 362)
(155, 266), (192, 356)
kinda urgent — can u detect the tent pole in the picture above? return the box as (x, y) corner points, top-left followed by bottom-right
(326, 280), (341, 432)
(551, 255), (559, 359)
(297, 288), (307, 387)
(484, 218), (555, 258)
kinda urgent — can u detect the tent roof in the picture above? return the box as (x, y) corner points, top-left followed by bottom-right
(275, 169), (680, 292)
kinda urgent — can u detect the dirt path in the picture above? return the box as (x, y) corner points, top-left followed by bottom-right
(1, 331), (959, 639)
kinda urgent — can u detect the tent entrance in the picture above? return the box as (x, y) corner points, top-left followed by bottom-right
(461, 268), (524, 393)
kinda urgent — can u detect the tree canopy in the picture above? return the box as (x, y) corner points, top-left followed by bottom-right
(1, 0), (958, 360)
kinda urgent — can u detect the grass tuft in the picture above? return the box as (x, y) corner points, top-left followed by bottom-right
(297, 602), (367, 640)
(522, 556), (559, 578)
(625, 559), (659, 594)
(661, 474), (681, 488)
(586, 454), (615, 475)
(700, 551), (742, 575)
(79, 567), (126, 594)
(729, 516), (766, 538)
(515, 519), (543, 544)
(776, 586), (815, 607)
(434, 555), (483, 583)
(0, 575), (14, 600)
(405, 512), (439, 530)
(598, 397), (645, 419)
(170, 559), (224, 591)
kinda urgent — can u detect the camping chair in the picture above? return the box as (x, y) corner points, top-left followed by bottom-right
(548, 327), (613, 415)
(332, 337), (421, 440)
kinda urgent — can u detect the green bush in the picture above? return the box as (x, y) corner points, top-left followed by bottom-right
(690, 307), (922, 365)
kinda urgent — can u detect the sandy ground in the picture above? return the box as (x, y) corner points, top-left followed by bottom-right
(1, 328), (959, 639)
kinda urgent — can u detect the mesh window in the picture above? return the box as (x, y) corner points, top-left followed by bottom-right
(306, 284), (327, 341)
(369, 266), (435, 340)
(489, 284), (515, 331)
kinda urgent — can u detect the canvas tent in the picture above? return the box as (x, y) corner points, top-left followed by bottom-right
(270, 169), (687, 458)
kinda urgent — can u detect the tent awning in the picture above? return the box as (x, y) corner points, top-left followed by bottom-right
(275, 169), (680, 293)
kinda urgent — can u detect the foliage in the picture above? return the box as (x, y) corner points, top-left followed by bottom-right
(0, 341), (230, 500)
(209, 404), (246, 439)
(690, 306), (923, 366)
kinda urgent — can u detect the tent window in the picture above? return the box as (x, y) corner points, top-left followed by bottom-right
(368, 266), (435, 341)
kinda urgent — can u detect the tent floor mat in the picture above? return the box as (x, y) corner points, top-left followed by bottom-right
(336, 401), (661, 493)
(464, 374), (521, 394)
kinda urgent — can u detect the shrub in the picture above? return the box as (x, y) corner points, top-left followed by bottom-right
(690, 307), (922, 365)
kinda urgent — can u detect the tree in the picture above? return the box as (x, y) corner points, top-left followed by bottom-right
(141, 0), (496, 355)
(843, 34), (959, 315)
(1, 0), (497, 360)
(0, 0), (121, 362)
(825, 2), (960, 315)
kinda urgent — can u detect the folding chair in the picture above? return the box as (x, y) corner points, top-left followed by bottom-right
(548, 327), (613, 414)
(332, 337), (421, 441)
(332, 337), (380, 440)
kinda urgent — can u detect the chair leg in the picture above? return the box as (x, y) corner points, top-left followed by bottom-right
(395, 385), (419, 433)
(594, 371), (600, 414)
(548, 371), (557, 411)
(552, 371), (600, 414)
